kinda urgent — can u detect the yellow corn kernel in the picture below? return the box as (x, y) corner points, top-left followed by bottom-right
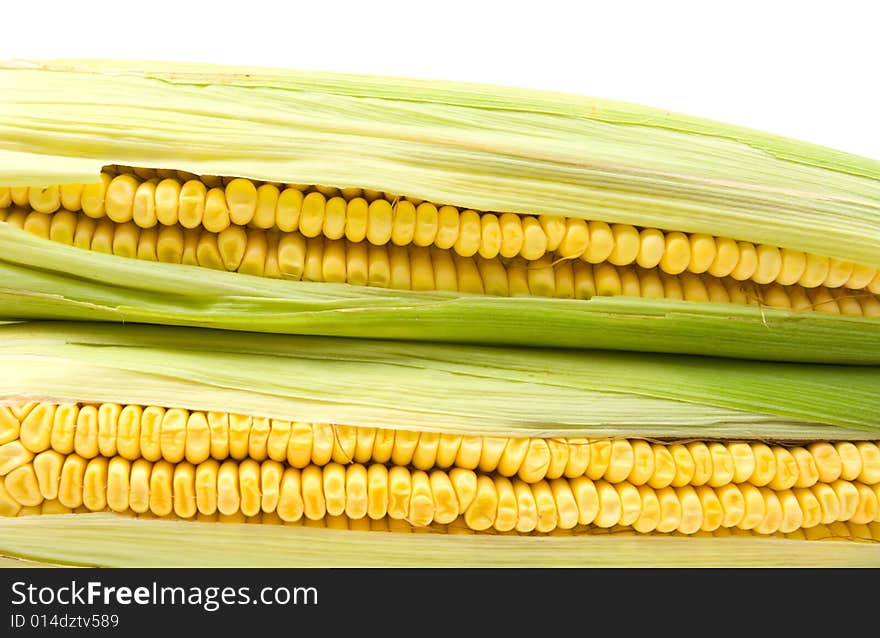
(582, 221), (612, 264)
(836, 442), (863, 481)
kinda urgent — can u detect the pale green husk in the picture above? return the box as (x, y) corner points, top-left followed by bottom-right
(1, 223), (878, 364)
(0, 515), (877, 567)
(1, 322), (877, 439)
(1, 59), (878, 268)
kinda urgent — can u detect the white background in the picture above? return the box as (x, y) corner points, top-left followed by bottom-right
(2, 0), (878, 159)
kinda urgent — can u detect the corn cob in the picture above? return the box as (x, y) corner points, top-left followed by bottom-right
(6, 167), (878, 306)
(0, 61), (878, 363)
(1, 61), (878, 566)
(1, 322), (878, 567)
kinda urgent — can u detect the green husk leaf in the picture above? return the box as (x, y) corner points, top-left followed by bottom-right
(1, 321), (877, 440)
(1, 223), (878, 364)
(0, 514), (876, 567)
(1, 60), (878, 269)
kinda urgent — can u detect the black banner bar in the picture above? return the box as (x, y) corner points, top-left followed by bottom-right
(0, 567), (871, 633)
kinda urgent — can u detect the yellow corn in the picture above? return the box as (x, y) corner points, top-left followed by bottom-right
(2, 63), (879, 366)
(3, 171), (878, 317)
(1, 63), (879, 568)
(3, 402), (878, 539)
(9, 403), (880, 487)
